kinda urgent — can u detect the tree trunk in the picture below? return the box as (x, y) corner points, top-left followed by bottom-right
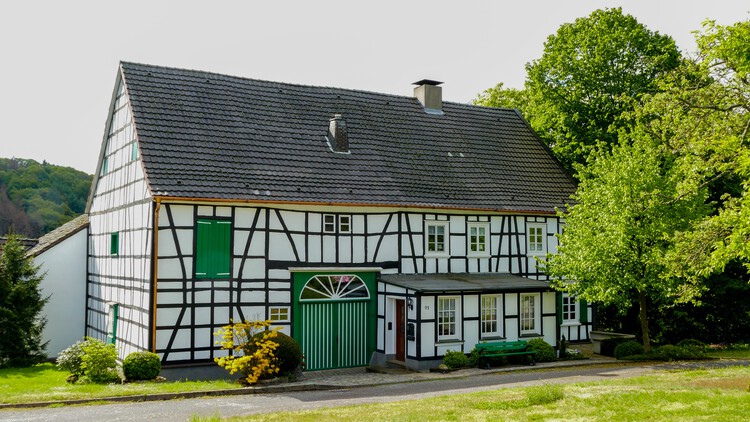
(638, 289), (651, 353)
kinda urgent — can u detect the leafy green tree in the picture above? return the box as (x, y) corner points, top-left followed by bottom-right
(478, 8), (681, 176)
(0, 235), (48, 367)
(638, 20), (750, 279)
(474, 82), (530, 111)
(544, 136), (710, 352)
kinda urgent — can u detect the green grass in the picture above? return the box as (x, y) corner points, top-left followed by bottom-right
(706, 346), (750, 359)
(0, 363), (241, 405)
(225, 366), (750, 421)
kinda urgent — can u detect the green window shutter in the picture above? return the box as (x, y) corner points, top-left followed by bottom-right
(214, 220), (231, 277)
(579, 299), (589, 323)
(110, 232), (119, 256)
(196, 219), (231, 279)
(196, 220), (211, 278)
(107, 303), (119, 345)
(556, 292), (563, 325)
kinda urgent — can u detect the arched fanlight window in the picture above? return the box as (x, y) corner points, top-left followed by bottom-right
(300, 275), (369, 301)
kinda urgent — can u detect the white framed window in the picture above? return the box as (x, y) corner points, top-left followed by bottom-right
(520, 293), (540, 335)
(527, 224), (546, 254)
(269, 306), (290, 322)
(426, 222), (449, 255)
(323, 214), (351, 234)
(323, 214), (336, 233)
(468, 223), (490, 256)
(339, 215), (351, 233)
(437, 296), (460, 340)
(480, 295), (502, 338)
(562, 294), (577, 324)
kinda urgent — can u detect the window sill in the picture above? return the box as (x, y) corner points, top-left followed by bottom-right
(561, 322), (581, 327)
(480, 335), (505, 341)
(425, 253), (450, 259)
(519, 333), (541, 338)
(436, 339), (464, 345)
(468, 253), (491, 258)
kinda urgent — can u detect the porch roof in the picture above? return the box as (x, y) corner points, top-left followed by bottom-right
(379, 273), (551, 293)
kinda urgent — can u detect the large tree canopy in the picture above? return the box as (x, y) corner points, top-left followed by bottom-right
(544, 135), (710, 351)
(638, 20), (750, 279)
(477, 8), (681, 175)
(544, 19), (750, 350)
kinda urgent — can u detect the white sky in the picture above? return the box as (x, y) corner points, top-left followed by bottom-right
(1, 0), (748, 174)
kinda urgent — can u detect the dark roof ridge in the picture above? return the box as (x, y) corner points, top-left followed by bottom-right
(119, 61), (517, 113)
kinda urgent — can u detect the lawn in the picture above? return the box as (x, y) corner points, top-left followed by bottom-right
(706, 345), (750, 359)
(0, 363), (241, 405)
(207, 366), (750, 421)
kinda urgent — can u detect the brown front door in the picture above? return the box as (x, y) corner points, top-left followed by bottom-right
(396, 300), (406, 361)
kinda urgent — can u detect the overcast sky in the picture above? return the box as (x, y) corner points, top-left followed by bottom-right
(2, 1), (748, 174)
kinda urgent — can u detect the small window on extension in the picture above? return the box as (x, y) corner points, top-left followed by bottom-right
(110, 232), (119, 256)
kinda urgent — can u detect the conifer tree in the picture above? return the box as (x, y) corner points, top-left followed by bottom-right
(0, 235), (48, 367)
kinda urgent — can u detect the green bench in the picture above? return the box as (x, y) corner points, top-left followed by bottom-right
(475, 340), (536, 368)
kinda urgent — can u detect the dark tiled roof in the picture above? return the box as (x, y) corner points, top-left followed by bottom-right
(121, 62), (575, 213)
(27, 214), (89, 257)
(380, 273), (551, 293)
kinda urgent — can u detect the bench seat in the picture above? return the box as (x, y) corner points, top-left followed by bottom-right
(475, 340), (536, 367)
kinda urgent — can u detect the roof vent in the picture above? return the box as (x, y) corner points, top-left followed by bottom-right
(327, 114), (349, 153)
(413, 79), (444, 115)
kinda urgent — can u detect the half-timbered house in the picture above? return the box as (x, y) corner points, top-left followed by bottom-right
(86, 62), (591, 371)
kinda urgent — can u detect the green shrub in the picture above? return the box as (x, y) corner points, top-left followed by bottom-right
(676, 339), (708, 353)
(655, 345), (704, 361)
(614, 340), (644, 359)
(123, 351), (161, 381)
(599, 338), (632, 357)
(443, 350), (469, 369)
(80, 338), (120, 384)
(57, 339), (88, 378)
(250, 331), (303, 375)
(526, 339), (556, 362)
(272, 332), (302, 374)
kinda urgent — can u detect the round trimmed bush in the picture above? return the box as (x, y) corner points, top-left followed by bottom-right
(271, 332), (303, 374)
(526, 338), (556, 362)
(250, 331), (303, 374)
(614, 340), (644, 359)
(443, 350), (469, 369)
(123, 351), (162, 381)
(656, 345), (702, 361)
(676, 339), (708, 354)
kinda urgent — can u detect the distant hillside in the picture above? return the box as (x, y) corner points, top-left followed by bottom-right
(0, 157), (92, 238)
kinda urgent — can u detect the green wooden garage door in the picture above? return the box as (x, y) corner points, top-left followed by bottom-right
(293, 273), (376, 370)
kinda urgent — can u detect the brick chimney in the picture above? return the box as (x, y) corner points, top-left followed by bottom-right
(327, 113), (349, 153)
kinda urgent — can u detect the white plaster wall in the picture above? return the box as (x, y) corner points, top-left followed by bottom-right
(420, 322), (435, 357)
(34, 229), (88, 357)
(463, 295), (479, 319)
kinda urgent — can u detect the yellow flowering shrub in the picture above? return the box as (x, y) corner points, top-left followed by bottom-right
(214, 320), (281, 385)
